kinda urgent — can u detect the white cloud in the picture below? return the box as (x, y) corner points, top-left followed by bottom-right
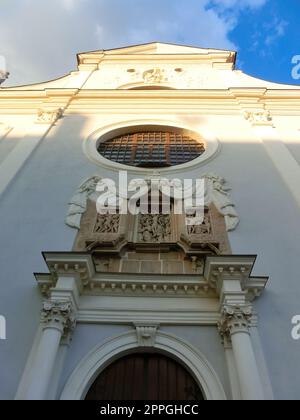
(0, 0), (268, 86)
(62, 0), (88, 11)
(62, 0), (76, 10)
(211, 0), (267, 9)
(265, 18), (288, 46)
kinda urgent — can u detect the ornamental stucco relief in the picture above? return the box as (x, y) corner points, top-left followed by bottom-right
(97, 65), (213, 89)
(244, 110), (273, 126)
(0, 69), (9, 85)
(65, 173), (239, 233)
(36, 108), (64, 124)
(65, 176), (101, 229)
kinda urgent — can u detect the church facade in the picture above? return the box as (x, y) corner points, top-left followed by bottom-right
(0, 43), (300, 400)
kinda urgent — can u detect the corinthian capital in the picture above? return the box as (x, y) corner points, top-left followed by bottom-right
(41, 300), (76, 336)
(218, 304), (253, 338)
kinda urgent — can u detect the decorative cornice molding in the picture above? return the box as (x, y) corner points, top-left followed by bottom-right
(36, 271), (215, 299)
(41, 252), (96, 291)
(77, 46), (235, 67)
(204, 255), (268, 302)
(36, 108), (64, 124)
(1, 90), (300, 116)
(77, 310), (220, 326)
(36, 253), (268, 303)
(135, 324), (159, 347)
(41, 300), (76, 337)
(36, 252), (219, 298)
(35, 274), (57, 296)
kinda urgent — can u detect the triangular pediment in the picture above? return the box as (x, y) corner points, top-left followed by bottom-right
(77, 42), (236, 66)
(103, 42), (232, 55)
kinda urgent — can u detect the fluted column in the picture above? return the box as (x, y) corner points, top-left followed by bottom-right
(23, 300), (75, 400)
(219, 305), (264, 400)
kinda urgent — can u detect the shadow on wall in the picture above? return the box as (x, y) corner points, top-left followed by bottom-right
(0, 112), (300, 400)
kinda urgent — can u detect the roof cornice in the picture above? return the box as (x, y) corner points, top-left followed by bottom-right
(2, 88), (300, 116)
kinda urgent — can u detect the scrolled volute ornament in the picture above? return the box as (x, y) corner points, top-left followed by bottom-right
(41, 300), (76, 336)
(218, 304), (253, 338)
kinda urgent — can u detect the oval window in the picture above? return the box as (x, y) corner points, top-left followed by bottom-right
(97, 130), (205, 168)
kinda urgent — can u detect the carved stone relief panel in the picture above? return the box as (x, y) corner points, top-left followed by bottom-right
(142, 68), (167, 84)
(186, 208), (212, 235)
(178, 204), (231, 255)
(73, 198), (231, 257)
(94, 214), (120, 234)
(138, 214), (171, 243)
(73, 200), (127, 252)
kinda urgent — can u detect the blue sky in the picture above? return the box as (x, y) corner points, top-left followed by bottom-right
(229, 0), (300, 84)
(0, 0), (299, 86)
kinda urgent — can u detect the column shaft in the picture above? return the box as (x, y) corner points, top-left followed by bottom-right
(23, 326), (63, 400)
(21, 300), (74, 400)
(230, 330), (264, 400)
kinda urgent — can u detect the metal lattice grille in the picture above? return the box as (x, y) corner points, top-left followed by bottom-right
(98, 131), (205, 168)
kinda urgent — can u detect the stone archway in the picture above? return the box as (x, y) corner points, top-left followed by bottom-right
(60, 330), (227, 400)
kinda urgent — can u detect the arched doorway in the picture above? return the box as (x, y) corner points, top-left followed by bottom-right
(85, 352), (204, 401)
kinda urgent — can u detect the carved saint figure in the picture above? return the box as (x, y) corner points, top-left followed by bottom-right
(66, 176), (101, 229)
(203, 174), (239, 231)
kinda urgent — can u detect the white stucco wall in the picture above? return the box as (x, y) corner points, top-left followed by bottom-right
(1, 44), (300, 400)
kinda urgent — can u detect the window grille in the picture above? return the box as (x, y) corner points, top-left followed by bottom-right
(98, 131), (205, 167)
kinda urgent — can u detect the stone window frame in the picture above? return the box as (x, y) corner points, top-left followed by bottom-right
(97, 130), (206, 168)
(83, 120), (220, 175)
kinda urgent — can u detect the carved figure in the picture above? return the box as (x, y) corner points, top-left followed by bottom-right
(66, 176), (101, 229)
(143, 68), (166, 84)
(94, 214), (120, 234)
(203, 174), (239, 231)
(138, 214), (171, 242)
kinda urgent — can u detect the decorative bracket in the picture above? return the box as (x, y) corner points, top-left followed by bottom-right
(135, 323), (159, 347)
(36, 108), (64, 124)
(244, 110), (273, 126)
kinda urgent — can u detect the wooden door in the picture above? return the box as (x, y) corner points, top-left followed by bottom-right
(85, 352), (204, 401)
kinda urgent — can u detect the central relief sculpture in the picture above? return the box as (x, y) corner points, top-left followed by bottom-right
(64, 173), (238, 274)
(138, 214), (171, 243)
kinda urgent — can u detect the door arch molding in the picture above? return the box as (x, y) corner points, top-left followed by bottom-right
(60, 330), (227, 400)
(60, 331), (227, 401)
